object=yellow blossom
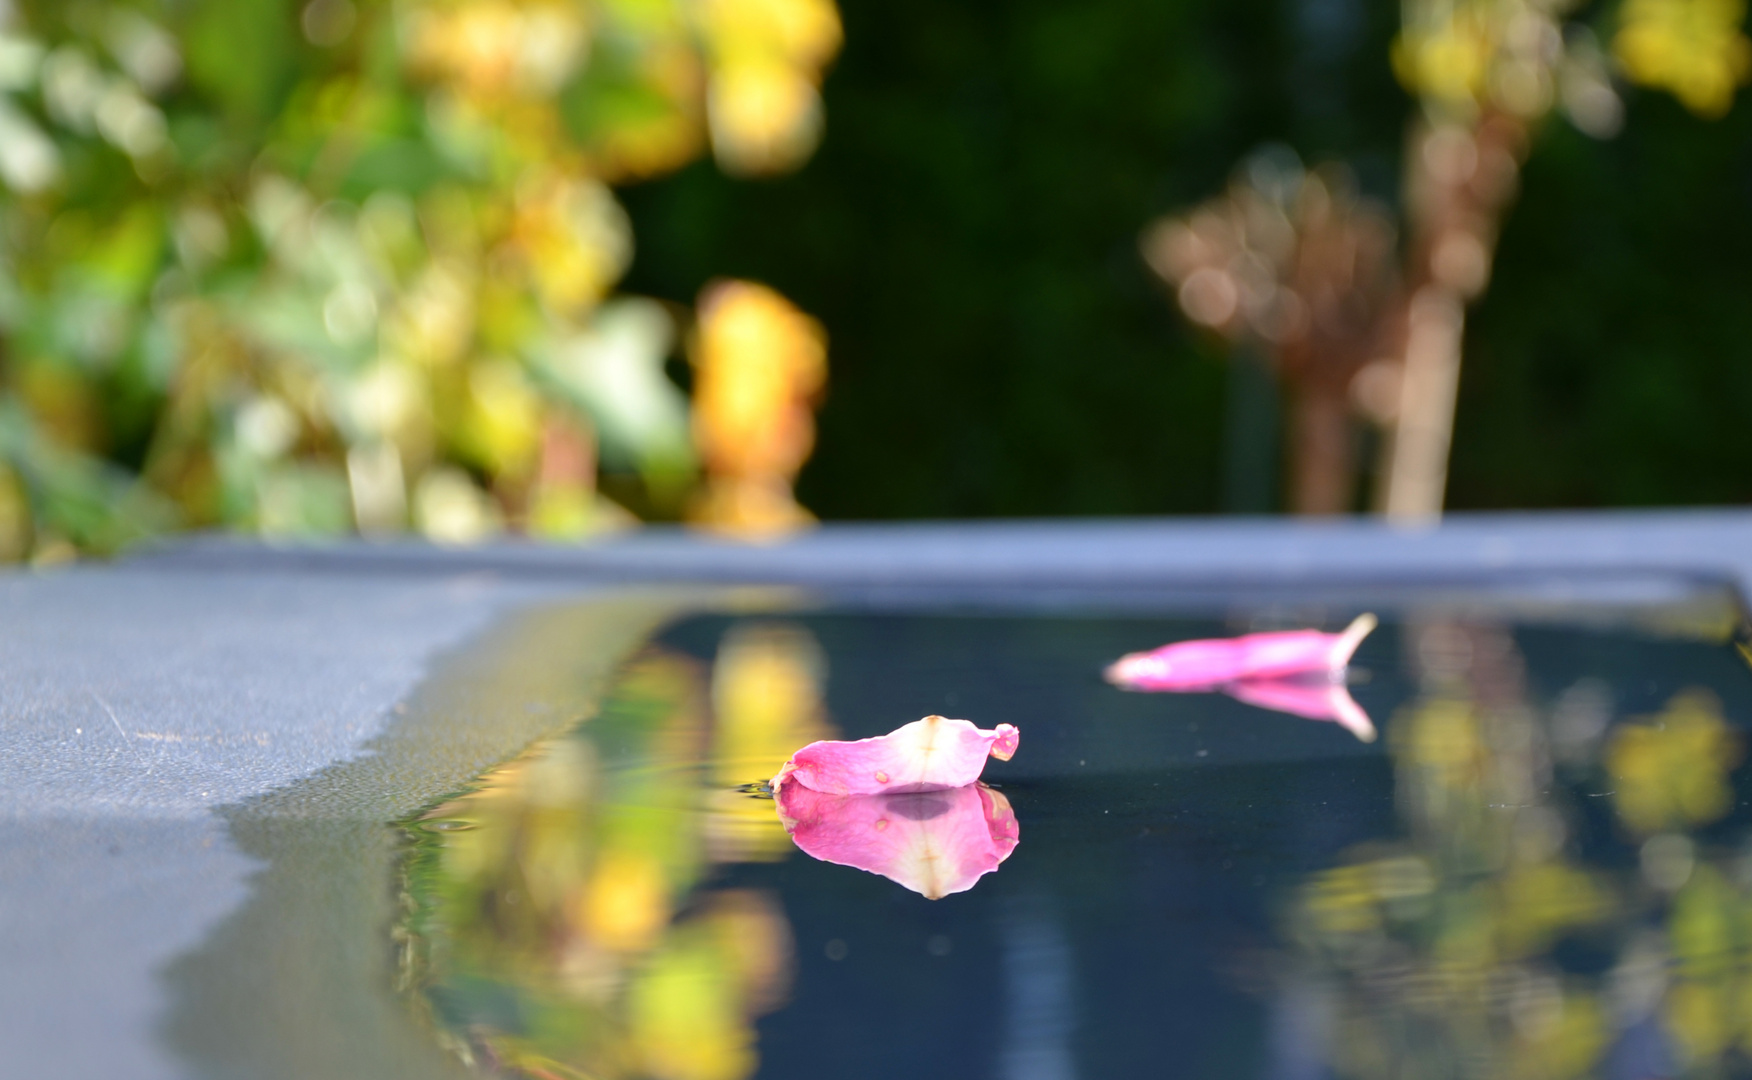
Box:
[1616,0,1752,117]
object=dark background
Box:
[619,0,1752,519]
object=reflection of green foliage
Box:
[1286,627,1752,1080]
[1664,864,1752,1063]
[628,921,757,1080]
[401,628,828,1080]
[1607,689,1741,836]
[400,651,717,1076]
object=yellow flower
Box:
[686,281,826,538]
[509,174,633,316]
[697,0,842,174]
[1615,0,1752,117]
[403,0,590,100]
[1393,11,1495,108]
[690,280,825,480]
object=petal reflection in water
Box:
[1223,678,1377,742]
[775,780,1020,899]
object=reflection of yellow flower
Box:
[1664,864,1752,1063]
[1615,0,1752,117]
[407,645,800,1080]
[711,622,832,782]
[1670,978,1733,1062]
[1495,863,1611,959]
[1607,690,1740,835]
[0,465,29,561]
[629,921,756,1080]
[1304,863,1385,936]
[1506,988,1608,1080]
[705,890,794,1014]
[581,846,671,951]
[706,623,836,860]
[625,892,791,1080]
[1398,697,1489,806]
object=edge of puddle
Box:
[158,585,781,1080]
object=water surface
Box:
[400,601,1752,1079]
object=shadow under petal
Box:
[883,791,954,821]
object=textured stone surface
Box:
[0,567,549,1080]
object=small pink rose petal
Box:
[775,781,1020,899]
[1105,613,1377,690]
[1104,614,1378,742]
[772,715,1020,796]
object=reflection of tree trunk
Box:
[1290,384,1355,515]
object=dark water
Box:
[400,603,1752,1080]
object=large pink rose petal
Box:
[1104,613,1377,690]
[771,715,1019,796]
[775,781,1020,899]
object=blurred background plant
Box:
[0,0,838,562]
[1143,0,1750,518]
[6,0,1752,556]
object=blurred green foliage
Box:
[2,0,1748,554]
[0,0,839,561]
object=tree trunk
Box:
[1290,385,1356,515]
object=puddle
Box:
[166,585,1752,1079]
